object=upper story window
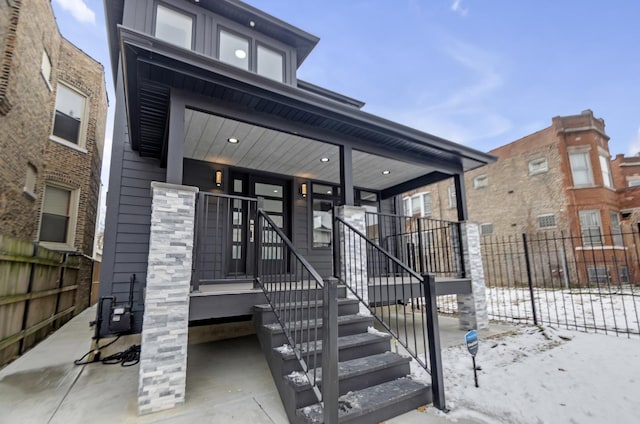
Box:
[24,163,37,199]
[257,45,284,82]
[569,150,593,187]
[403,193,431,217]
[155,4,193,50]
[41,51,52,89]
[528,157,548,175]
[447,185,456,209]
[219,29,250,70]
[52,83,86,147]
[628,177,640,187]
[473,174,488,189]
[599,154,613,188]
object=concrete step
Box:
[283,352,411,410]
[254,298,360,326]
[259,314,373,349]
[296,377,431,424]
[273,332,392,376]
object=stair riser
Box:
[337,388,432,424]
[265,320,371,349]
[288,361,411,410]
[276,337,391,376]
[256,302,359,326]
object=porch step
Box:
[260,314,373,348]
[274,332,393,375]
[254,297,360,325]
[296,377,431,424]
[256,283,347,301]
[283,352,411,410]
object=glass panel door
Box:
[252,177,289,273]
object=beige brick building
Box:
[0,0,107,310]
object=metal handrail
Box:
[334,214,447,410]
[256,209,338,423]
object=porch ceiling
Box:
[184,109,432,190]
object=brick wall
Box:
[0,0,107,311]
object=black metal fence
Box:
[365,212,464,279]
[480,229,640,337]
[256,209,339,423]
[334,215,446,410]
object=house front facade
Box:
[101,0,495,419]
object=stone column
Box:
[335,205,369,315]
[457,222,489,330]
[138,182,198,415]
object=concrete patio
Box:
[0,305,513,423]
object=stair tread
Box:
[262,314,371,334]
[254,297,359,311]
[297,377,430,423]
[285,352,409,389]
[274,332,391,360]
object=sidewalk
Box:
[0,306,511,423]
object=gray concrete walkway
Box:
[0,306,512,423]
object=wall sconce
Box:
[300,182,307,198]
[215,170,223,187]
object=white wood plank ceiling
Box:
[184,109,433,190]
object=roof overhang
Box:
[118,27,496,195]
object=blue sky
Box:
[51,0,640,179]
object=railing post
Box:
[416,217,425,274]
[322,277,339,424]
[191,192,204,293]
[522,233,539,326]
[254,198,265,289]
[456,222,466,278]
[422,273,447,412]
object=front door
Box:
[227,173,290,277]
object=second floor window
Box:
[257,45,284,82]
[219,30,250,71]
[473,174,488,189]
[599,154,613,188]
[155,4,193,50]
[569,151,593,187]
[448,185,456,209]
[52,84,86,146]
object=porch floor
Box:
[0,306,512,423]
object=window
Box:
[569,151,593,186]
[628,178,640,187]
[219,29,250,70]
[52,83,86,146]
[41,51,52,87]
[473,174,488,189]
[537,214,556,229]
[528,157,548,175]
[619,266,630,284]
[599,154,613,188]
[448,185,457,208]
[257,45,284,82]
[579,210,602,246]
[312,184,340,248]
[403,193,431,217]
[39,185,76,246]
[155,4,193,49]
[24,164,37,198]
[480,223,493,236]
[610,211,622,246]
[587,267,609,284]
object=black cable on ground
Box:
[101,344,141,367]
[73,335,121,365]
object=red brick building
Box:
[404,110,640,285]
[0,0,108,309]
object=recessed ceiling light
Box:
[227,138,239,144]
[249,20,256,27]
[382,170,391,175]
[320,157,330,162]
[235,49,247,59]
[273,189,278,193]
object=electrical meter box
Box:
[109,305,132,334]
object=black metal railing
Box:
[480,228,640,337]
[334,215,446,410]
[256,209,339,423]
[192,192,258,291]
[366,212,464,278]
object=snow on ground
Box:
[437,287,640,336]
[417,325,640,424]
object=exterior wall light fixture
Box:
[215,170,223,187]
[300,182,308,198]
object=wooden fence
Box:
[0,234,80,367]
